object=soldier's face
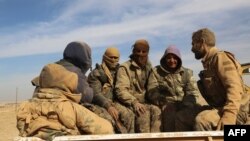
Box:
[191,41,206,60]
[133,46,149,57]
[165,54,178,69]
[132,45,149,67]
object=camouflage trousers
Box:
[162,103,200,132]
[67,102,114,134]
[132,104,161,133]
[84,102,135,133]
[195,107,249,131]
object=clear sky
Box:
[1,0,250,102]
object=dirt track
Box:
[0,104,19,141]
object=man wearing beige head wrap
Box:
[88,47,135,133]
[115,39,161,133]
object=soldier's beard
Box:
[133,55,148,67]
[193,47,206,60]
[194,51,206,60]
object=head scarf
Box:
[102,47,120,69]
[130,39,149,67]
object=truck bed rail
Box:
[11,131,220,141]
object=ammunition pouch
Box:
[198,70,226,107]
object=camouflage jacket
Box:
[115,60,152,106]
[17,64,113,140]
[88,63,118,109]
[147,65,200,108]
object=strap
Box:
[181,68,189,86]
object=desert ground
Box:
[0,103,19,141]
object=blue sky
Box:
[1,0,250,102]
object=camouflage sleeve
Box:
[88,69,111,109]
[146,68,162,106]
[182,69,201,107]
[216,52,242,123]
[115,66,138,106]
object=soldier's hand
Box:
[216,119,223,130]
[133,102,146,116]
[217,111,237,130]
[108,106,119,121]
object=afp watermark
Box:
[224,125,250,140]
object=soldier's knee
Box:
[195,114,203,123]
[150,105,161,114]
[127,109,135,116]
[102,121,115,134]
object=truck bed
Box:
[14,131,224,141]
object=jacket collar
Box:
[202,47,220,68]
[159,65,184,74]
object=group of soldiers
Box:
[16,28,249,140]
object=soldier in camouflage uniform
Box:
[191,28,250,130]
[147,45,203,131]
[115,39,161,133]
[17,64,114,141]
[87,47,134,133]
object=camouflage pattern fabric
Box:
[17,64,114,140]
[133,104,161,133]
[147,65,203,131]
[84,102,134,133]
[17,90,114,140]
[88,62,135,133]
[115,60,161,133]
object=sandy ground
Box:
[0,105,19,141]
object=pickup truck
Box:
[14,63,250,141]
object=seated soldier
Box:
[147,45,204,131]
[16,64,114,141]
[115,39,161,133]
[31,41,94,104]
[87,47,135,133]
[191,28,249,130]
